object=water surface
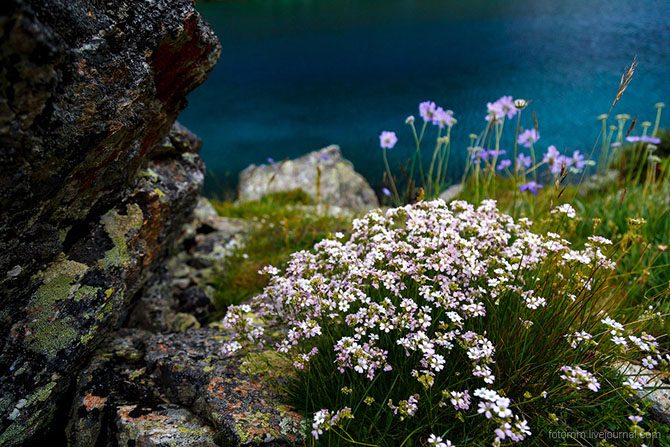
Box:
[179,0,670,196]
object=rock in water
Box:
[238,145,380,211]
[0,0,220,444]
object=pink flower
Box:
[433,107,456,128]
[486,95,518,122]
[419,101,437,122]
[517,128,540,147]
[379,131,398,149]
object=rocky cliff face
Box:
[0,1,220,444]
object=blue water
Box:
[179,0,670,196]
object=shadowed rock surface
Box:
[0,0,220,444]
[146,329,304,446]
[238,145,379,211]
[65,204,304,446]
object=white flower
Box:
[551,203,577,219]
[601,316,625,332]
[428,434,453,447]
[623,378,643,391]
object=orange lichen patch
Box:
[117,405,168,423]
[82,393,107,412]
[206,376,227,400]
[231,380,266,400]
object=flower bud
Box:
[513,99,528,110]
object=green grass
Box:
[210,190,353,311]
[455,168,670,341]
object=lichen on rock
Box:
[0,0,220,443]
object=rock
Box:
[67,327,304,446]
[116,404,218,447]
[439,183,464,202]
[128,199,252,332]
[146,329,305,446]
[66,329,161,447]
[617,362,670,424]
[578,169,619,195]
[0,0,220,444]
[238,145,379,211]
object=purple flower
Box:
[517,129,540,148]
[486,96,517,122]
[419,101,437,122]
[487,149,506,158]
[569,150,586,171]
[497,159,512,171]
[641,136,661,144]
[432,107,456,128]
[382,187,392,197]
[516,154,532,171]
[627,135,661,144]
[320,153,331,161]
[379,131,398,149]
[469,146,486,163]
[519,181,543,195]
[543,145,565,175]
[267,157,276,164]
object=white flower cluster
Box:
[221,200,617,444]
[475,388,532,445]
[559,365,601,392]
[311,407,353,439]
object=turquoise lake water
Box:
[180,0,670,196]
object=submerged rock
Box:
[238,145,379,211]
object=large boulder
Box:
[0,0,220,444]
[238,145,379,212]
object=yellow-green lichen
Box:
[99,203,144,269]
[239,350,292,378]
[234,411,272,444]
[96,300,115,322]
[127,368,145,380]
[28,320,78,358]
[80,327,97,345]
[139,168,160,182]
[74,285,101,302]
[153,187,166,201]
[26,381,57,405]
[25,257,88,358]
[171,312,200,332]
[0,410,46,446]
